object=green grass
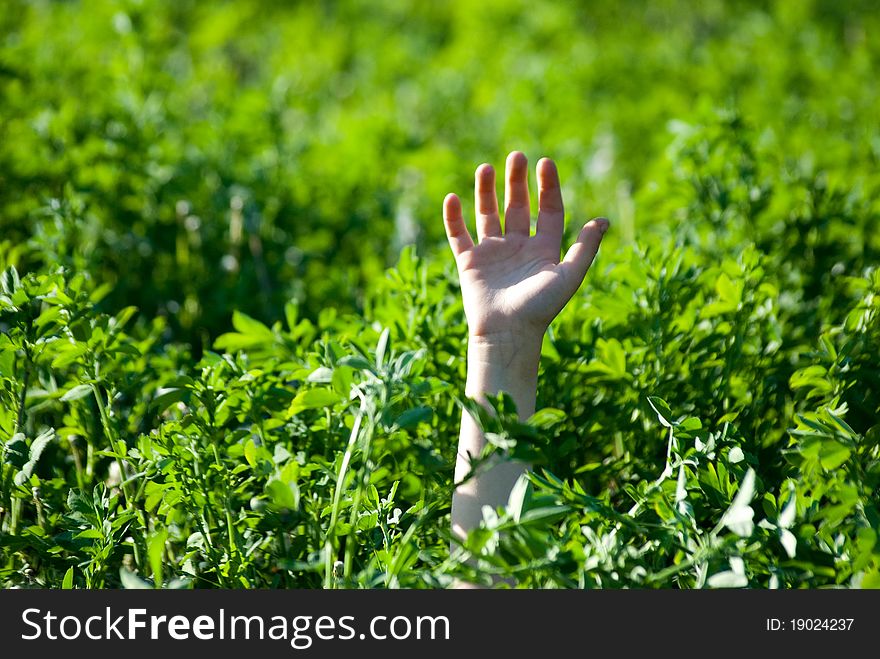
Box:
[1,0,879,588]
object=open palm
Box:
[443,151,608,339]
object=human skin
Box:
[442,151,609,561]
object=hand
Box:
[443,151,608,342]
[444,152,608,550]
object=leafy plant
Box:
[1,0,879,588]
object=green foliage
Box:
[1,0,879,588]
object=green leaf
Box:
[599,338,627,378]
[675,464,688,505]
[527,408,567,429]
[507,473,531,523]
[331,365,354,396]
[375,327,390,368]
[110,343,141,357]
[89,282,113,304]
[338,355,375,372]
[728,446,745,464]
[394,406,432,429]
[112,305,138,329]
[50,343,89,368]
[74,529,103,540]
[647,396,674,428]
[30,429,54,459]
[701,273,741,317]
[66,488,93,517]
[35,306,62,333]
[287,387,341,416]
[151,387,189,412]
[778,491,796,529]
[166,578,192,590]
[144,482,171,512]
[119,568,152,590]
[716,273,739,304]
[779,528,797,558]
[232,310,273,337]
[818,440,850,470]
[266,480,300,510]
[3,433,28,468]
[862,567,880,589]
[826,411,857,437]
[789,366,833,397]
[62,567,74,590]
[61,383,93,402]
[518,505,571,526]
[244,439,258,467]
[147,529,168,589]
[214,311,275,351]
[14,429,55,487]
[284,301,299,332]
[722,468,756,537]
[0,266,21,296]
[0,343,14,378]
[707,570,748,588]
[306,366,334,383]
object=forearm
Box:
[441,150,607,573]
[451,331,541,539]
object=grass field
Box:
[1,0,879,588]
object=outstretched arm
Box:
[443,151,609,544]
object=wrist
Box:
[466,331,542,371]
[465,330,542,417]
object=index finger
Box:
[443,193,474,256]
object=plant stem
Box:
[343,415,375,583]
[15,346,31,435]
[324,397,365,588]
[91,383,144,570]
[4,345,32,537]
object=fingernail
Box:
[596,218,610,234]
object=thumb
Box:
[556,218,609,296]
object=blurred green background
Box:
[3,0,880,590]
[3,0,878,348]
